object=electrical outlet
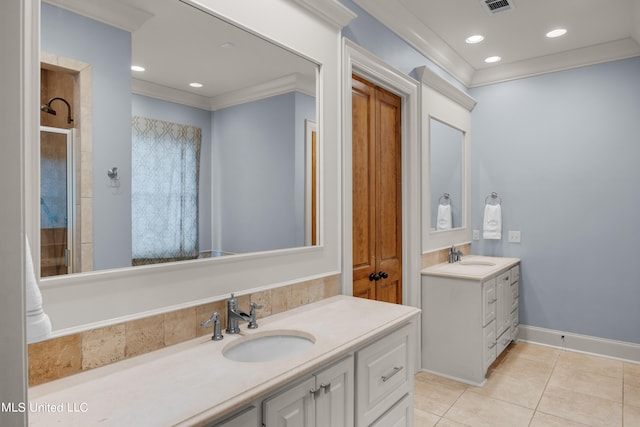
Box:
[508,230,521,243]
[473,229,480,240]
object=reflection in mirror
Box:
[40,0,318,277]
[430,118,463,231]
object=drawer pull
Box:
[381,366,403,382]
[488,341,497,349]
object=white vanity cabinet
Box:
[29,296,420,427]
[262,323,414,427]
[421,257,520,386]
[355,323,413,427]
[263,355,354,427]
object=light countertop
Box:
[29,295,420,426]
[421,255,520,281]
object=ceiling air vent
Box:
[480,0,516,15]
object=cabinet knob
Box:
[369,272,380,281]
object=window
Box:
[132,116,201,265]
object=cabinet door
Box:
[263,377,316,427]
[315,356,354,427]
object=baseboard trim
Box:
[417,368,486,388]
[518,325,640,364]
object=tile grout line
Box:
[526,347,560,426]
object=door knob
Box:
[369,272,380,281]
[379,271,389,279]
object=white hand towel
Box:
[436,203,452,230]
[483,204,502,239]
[25,237,52,343]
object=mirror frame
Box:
[416,66,476,252]
[29,0,355,335]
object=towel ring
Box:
[485,192,502,205]
[438,193,451,206]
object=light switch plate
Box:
[473,230,480,240]
[508,230,521,243]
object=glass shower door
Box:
[40,126,74,277]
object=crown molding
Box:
[470,38,640,87]
[132,79,212,111]
[355,0,640,88]
[133,74,316,112]
[415,66,477,112]
[42,0,153,32]
[209,73,315,111]
[290,0,357,29]
[352,0,474,86]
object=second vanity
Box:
[421,255,520,386]
[29,296,420,426]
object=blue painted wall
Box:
[340,0,640,344]
[212,92,315,253]
[42,3,132,270]
[470,57,640,343]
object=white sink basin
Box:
[458,259,496,266]
[223,330,315,363]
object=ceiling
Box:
[44,0,316,110]
[353,0,640,87]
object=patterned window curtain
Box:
[132,116,201,265]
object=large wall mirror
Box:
[429,118,463,231]
[417,66,475,252]
[39,0,319,279]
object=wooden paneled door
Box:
[351,74,402,304]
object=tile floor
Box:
[414,342,640,427]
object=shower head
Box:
[40,104,56,115]
[40,97,73,124]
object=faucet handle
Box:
[201,311,223,341]
[248,302,263,329]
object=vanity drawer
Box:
[510,265,520,283]
[510,282,519,312]
[497,329,512,356]
[483,320,497,371]
[511,308,520,341]
[370,393,411,427]
[356,324,410,427]
[497,270,511,287]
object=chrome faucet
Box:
[226,294,262,334]
[201,311,224,341]
[448,245,463,263]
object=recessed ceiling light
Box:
[465,35,485,44]
[189,82,203,88]
[131,65,145,72]
[220,41,234,49]
[546,28,567,38]
[484,56,502,63]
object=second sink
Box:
[223,330,315,363]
